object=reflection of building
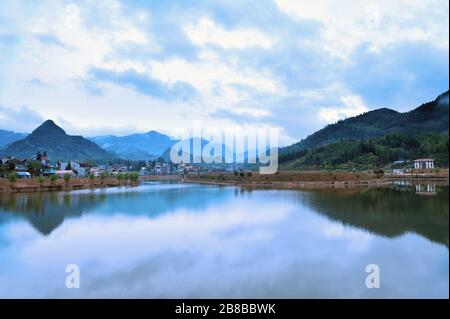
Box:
[414,158,435,169]
[415,184,436,195]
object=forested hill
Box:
[282,91,449,154]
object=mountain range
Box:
[0,91,448,164]
[88,131,178,160]
[279,91,449,162]
[0,129,27,150]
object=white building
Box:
[413,158,435,169]
[60,161,86,177]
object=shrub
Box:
[100,172,108,184]
[374,169,385,178]
[63,173,71,184]
[37,176,45,187]
[8,172,18,183]
[50,174,58,186]
[130,172,140,183]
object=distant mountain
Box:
[280,91,449,161]
[89,131,178,160]
[0,130,28,149]
[0,120,113,161]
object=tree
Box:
[117,173,124,185]
[100,172,108,185]
[373,169,385,178]
[8,172,18,184]
[123,173,130,184]
[130,172,139,184]
[50,174,58,187]
[27,160,42,177]
[63,173,71,186]
[37,176,45,187]
[66,161,72,171]
[89,173,95,187]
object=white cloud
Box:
[184,17,273,49]
[0,0,447,143]
[0,105,44,132]
[275,0,449,58]
[318,94,369,123]
[148,56,281,95]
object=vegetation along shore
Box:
[0,172,140,193]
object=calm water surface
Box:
[0,182,448,298]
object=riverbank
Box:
[182,171,390,190]
[0,177,137,193]
[183,170,449,190]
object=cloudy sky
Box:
[0,0,448,145]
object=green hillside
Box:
[279,91,449,169]
[280,132,448,170]
[281,91,449,157]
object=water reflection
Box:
[305,186,449,247]
[0,182,448,298]
[0,183,232,235]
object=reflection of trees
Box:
[305,186,449,247]
[0,184,232,236]
[0,192,106,235]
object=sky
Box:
[0,0,448,146]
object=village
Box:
[0,151,236,180]
[0,150,443,181]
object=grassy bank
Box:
[183,171,392,190]
[0,177,138,193]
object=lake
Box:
[0,182,448,298]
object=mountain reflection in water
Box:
[1,183,447,247]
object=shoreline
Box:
[1,170,448,193]
[182,170,449,190]
[182,178,392,190]
[0,177,138,194]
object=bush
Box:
[37,176,45,186]
[8,172,18,183]
[63,173,71,184]
[100,172,108,183]
[246,171,253,177]
[374,169,385,178]
[50,174,58,185]
[130,172,140,183]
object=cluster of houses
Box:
[140,161,207,176]
[0,151,222,179]
[2,149,439,179]
[0,152,133,179]
[391,158,437,175]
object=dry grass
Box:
[187,170,378,182]
[0,177,130,193]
